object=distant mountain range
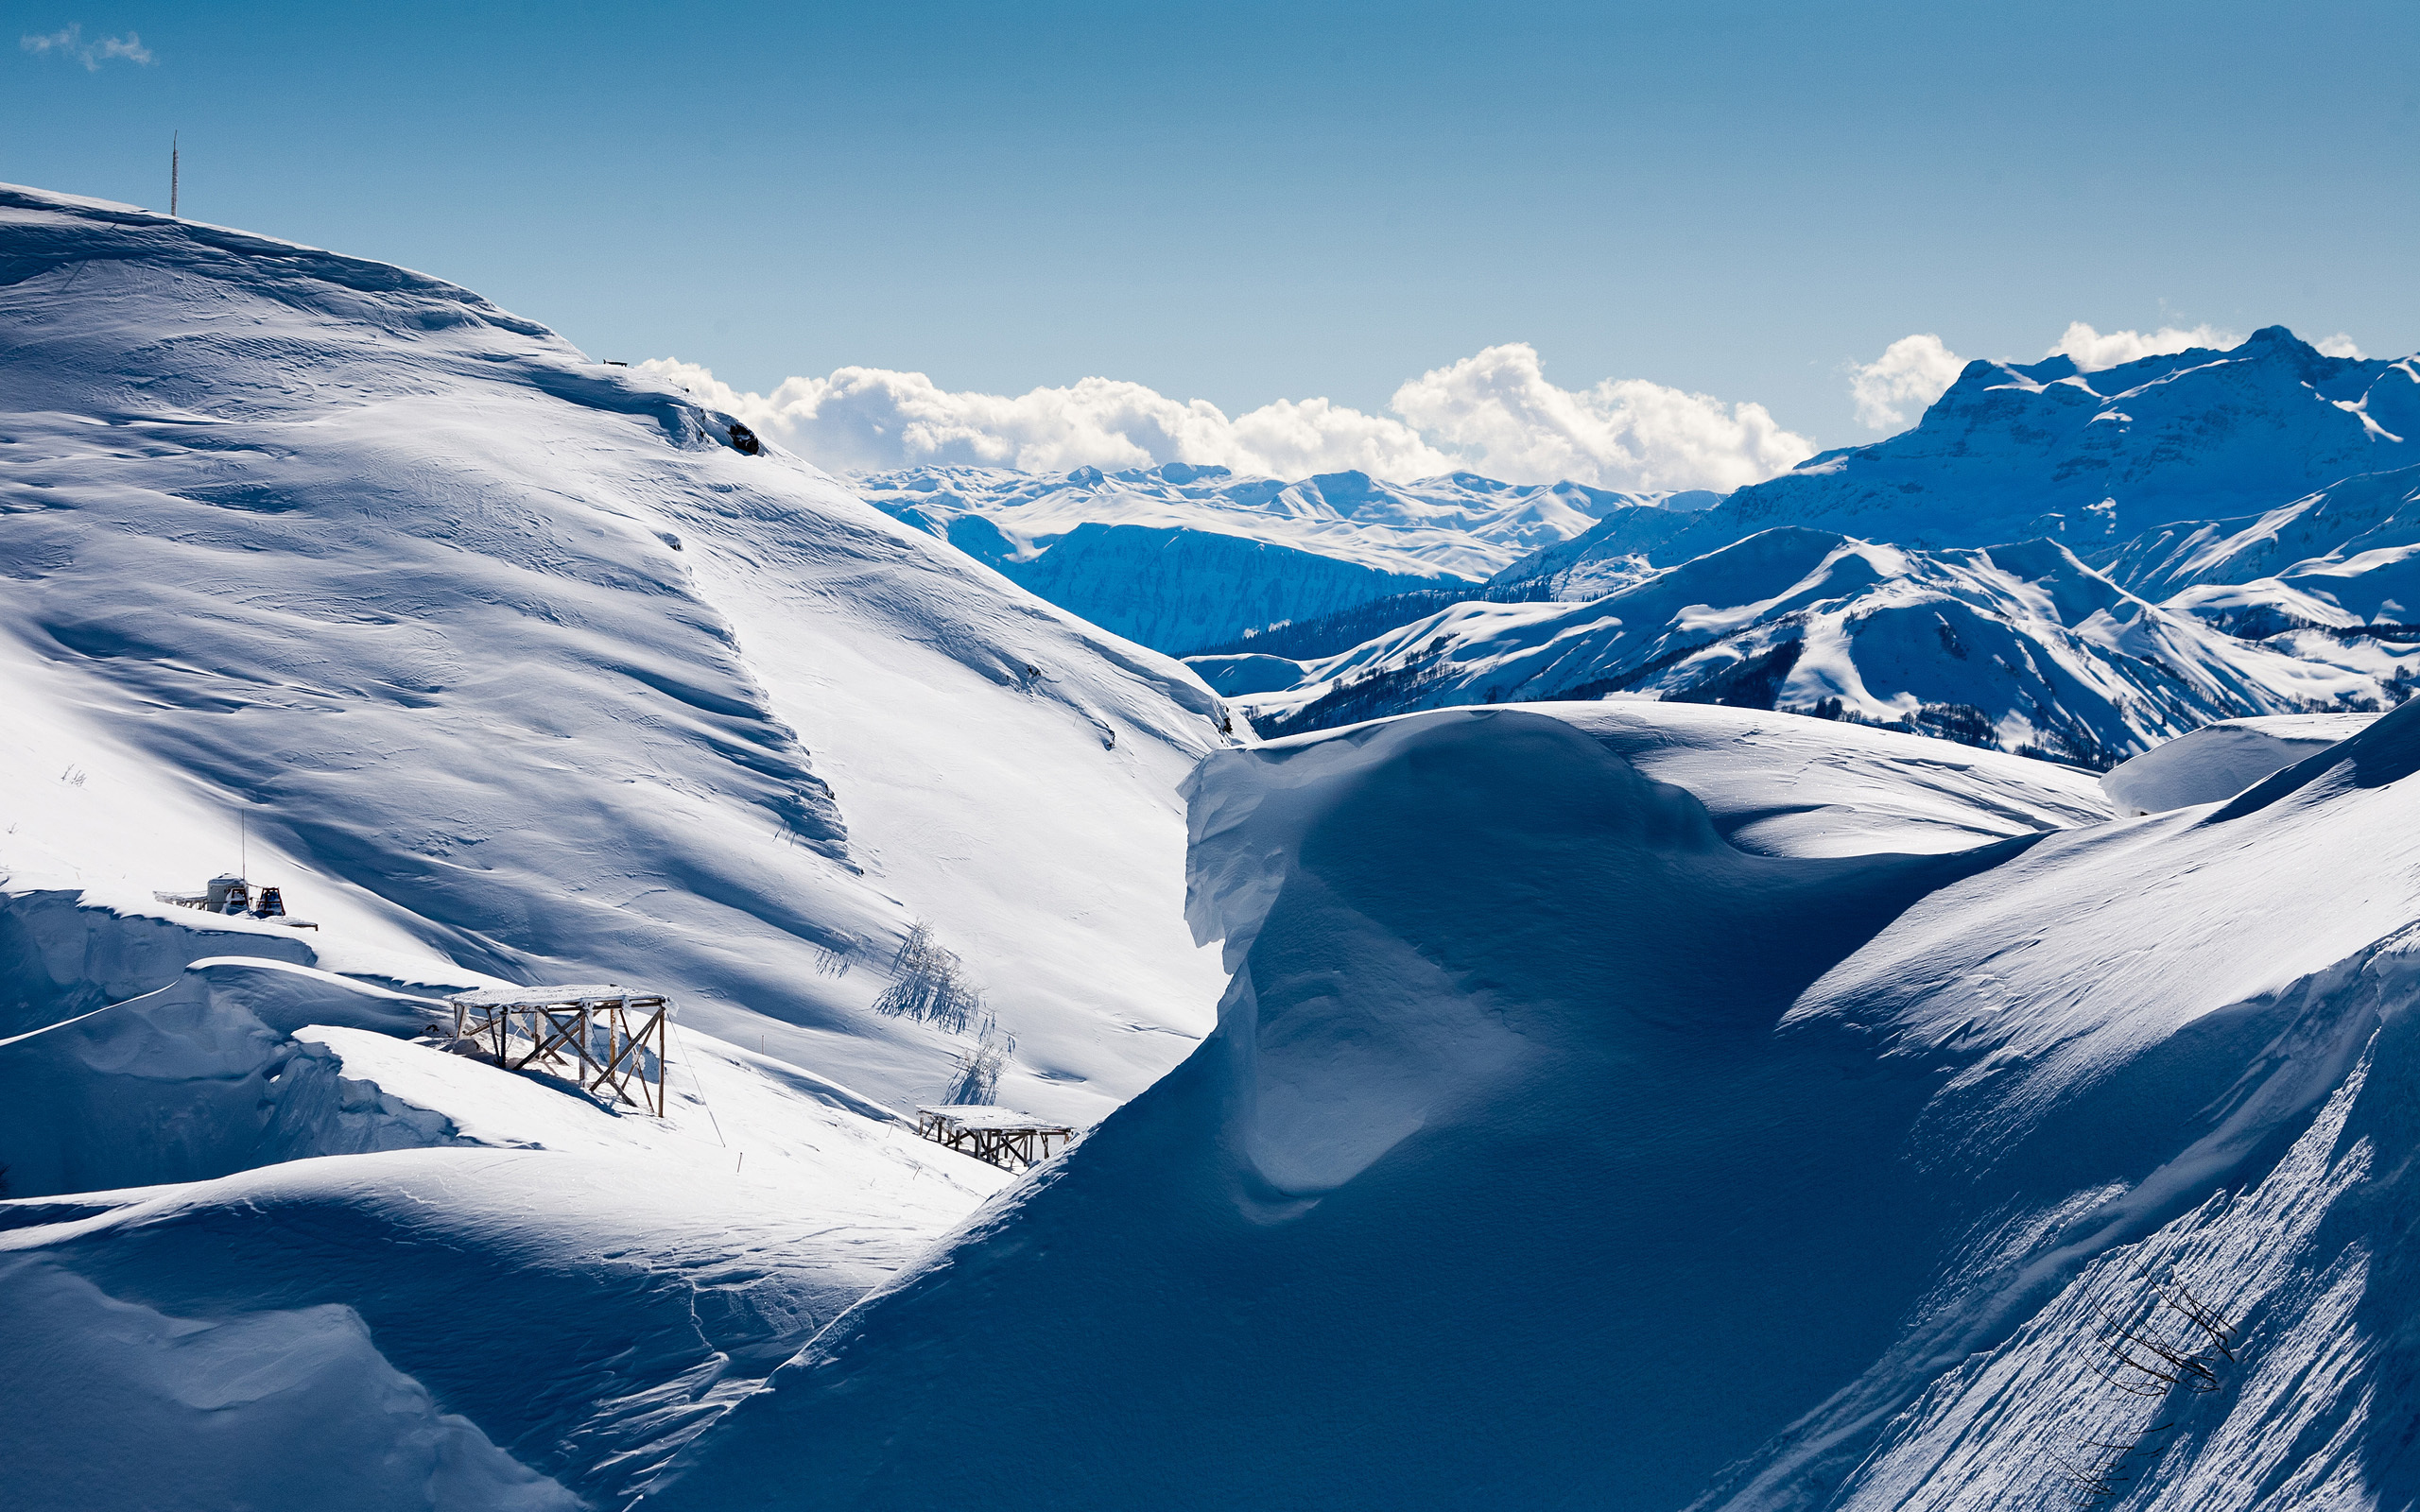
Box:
[853,463,1712,653]
[855,330,2420,768]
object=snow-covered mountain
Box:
[1661,328,2419,563]
[853,462,1704,652]
[648,697,2420,1509]
[1229,528,2415,766]
[0,183,1234,1125]
[14,179,2420,1512]
[1201,331,2420,763]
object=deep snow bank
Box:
[648,700,2420,1510]
[0,182,1233,1121]
[645,709,2027,1509]
[0,956,456,1198]
[0,910,1010,1509]
[1536,699,2111,855]
[2100,713,2377,814]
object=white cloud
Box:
[1387,345,1816,493]
[2046,321,2240,372]
[641,342,1817,492]
[20,23,152,69]
[2315,333,2367,359]
[1848,333,1967,433]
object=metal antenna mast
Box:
[170,131,179,217]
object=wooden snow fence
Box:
[446,984,672,1116]
[914,1105,1076,1172]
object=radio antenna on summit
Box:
[170,131,179,217]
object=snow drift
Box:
[2100,713,2377,815]
[647,697,2420,1509]
[0,892,1011,1510]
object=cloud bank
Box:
[20,24,151,69]
[641,344,1818,492]
[2046,321,2242,371]
[1849,334,1967,432]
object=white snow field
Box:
[853,463,1701,652]
[648,698,2420,1511]
[1235,529,2411,765]
[0,182,1240,1126]
[0,942,1008,1510]
[2100,713,2377,814]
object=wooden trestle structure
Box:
[448,984,672,1116]
[914,1105,1076,1172]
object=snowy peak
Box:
[1674,326,2417,559]
[1240,526,2408,766]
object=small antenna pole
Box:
[240,810,246,878]
[170,131,179,217]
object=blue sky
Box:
[6,1,2417,460]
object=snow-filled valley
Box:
[10,180,2420,1512]
[852,462,1706,653]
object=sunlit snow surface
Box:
[0,951,1007,1509]
[8,181,2419,1512]
[651,700,2420,1511]
[1237,530,2418,763]
[2100,713,2377,814]
[0,182,1236,1125]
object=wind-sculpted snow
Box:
[0,916,1010,1510]
[645,699,2420,1509]
[1239,529,2403,765]
[1532,700,2113,856]
[2100,713,2376,815]
[856,462,1695,651]
[0,182,1235,1123]
[0,957,461,1198]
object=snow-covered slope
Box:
[1662,328,2419,563]
[2111,463,2420,666]
[1239,528,2407,766]
[1540,699,2113,855]
[0,925,1009,1510]
[2114,464,2420,605]
[647,698,2420,1510]
[2100,713,2377,814]
[0,182,1236,1123]
[855,463,1697,652]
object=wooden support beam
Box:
[447,989,673,1117]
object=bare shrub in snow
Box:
[874,920,986,1036]
[942,1021,1016,1106]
